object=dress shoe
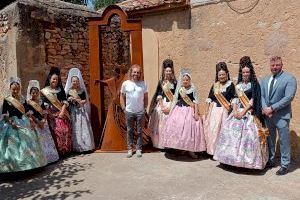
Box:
[265,161,275,169]
[276,167,289,176]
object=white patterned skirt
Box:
[213,112,268,169]
[35,120,59,164]
[70,106,95,152]
[149,100,172,149]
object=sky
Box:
[87,0,93,8]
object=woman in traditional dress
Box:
[26,80,59,164]
[213,56,268,169]
[65,67,95,152]
[162,69,206,158]
[203,62,236,156]
[41,67,72,157]
[149,59,177,149]
[0,77,46,173]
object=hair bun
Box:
[240,56,252,68]
[49,67,60,76]
[163,59,174,69]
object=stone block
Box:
[47,48,56,55]
[45,32,51,39]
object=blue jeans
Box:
[266,117,290,168]
[125,111,144,150]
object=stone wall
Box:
[0,13,9,104]
[0,0,99,100]
[141,0,300,160]
[0,3,19,108]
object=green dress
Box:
[0,96,46,173]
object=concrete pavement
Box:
[1,152,300,200]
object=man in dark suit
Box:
[261,56,297,175]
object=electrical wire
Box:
[226,0,260,14]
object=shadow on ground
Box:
[216,163,268,176]
[0,155,92,200]
[164,151,209,162]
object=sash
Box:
[179,87,195,107]
[161,81,174,102]
[5,96,25,115]
[235,86,269,145]
[27,99,44,116]
[41,87,70,119]
[213,82,231,112]
[68,89,81,100]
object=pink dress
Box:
[203,81,236,155]
[162,88,206,152]
[149,81,176,149]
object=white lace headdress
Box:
[26,80,40,100]
[173,68,198,104]
[10,77,21,86]
[64,67,91,116]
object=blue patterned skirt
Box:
[0,116,47,173]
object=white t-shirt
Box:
[120,80,148,113]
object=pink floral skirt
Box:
[48,117,72,157]
[162,106,206,152]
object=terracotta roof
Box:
[117,0,189,12]
[1,0,99,17]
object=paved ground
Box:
[1,152,300,200]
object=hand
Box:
[161,107,170,114]
[11,122,18,129]
[38,120,45,129]
[234,112,243,119]
[79,100,85,107]
[263,107,273,117]
[68,97,74,102]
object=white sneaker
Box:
[136,150,142,158]
[127,150,133,158]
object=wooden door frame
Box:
[88,5,143,147]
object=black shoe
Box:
[265,161,275,169]
[276,167,289,176]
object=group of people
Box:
[0,67,95,173]
[121,56,297,176]
[0,56,297,176]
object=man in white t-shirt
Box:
[120,64,148,158]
